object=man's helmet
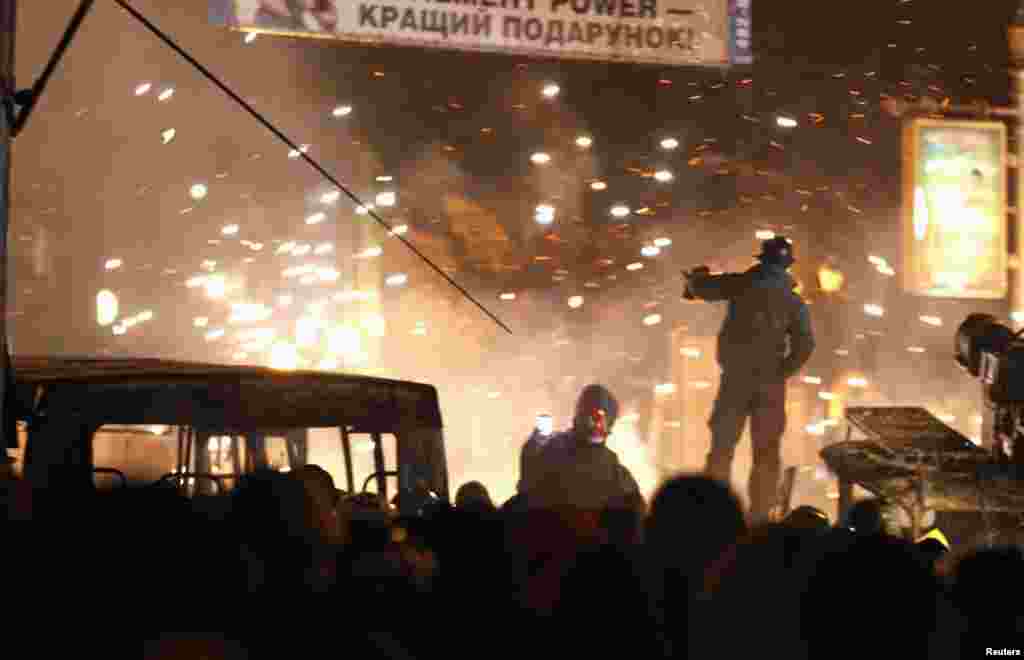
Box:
[756,236,795,266]
[574,384,619,441]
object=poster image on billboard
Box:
[901,118,1007,300]
[209,0,750,68]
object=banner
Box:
[210,0,751,67]
[902,118,1007,300]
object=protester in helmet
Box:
[684,236,815,524]
[523,384,642,521]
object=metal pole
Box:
[0,1,15,455]
[1010,9,1024,328]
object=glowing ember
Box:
[96,290,118,327]
[535,204,556,225]
[863,304,884,317]
[204,275,226,299]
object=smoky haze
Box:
[7,0,1016,508]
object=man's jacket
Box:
[524,431,640,513]
[687,263,815,381]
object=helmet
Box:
[573,384,619,440]
[756,236,795,266]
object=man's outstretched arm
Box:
[685,269,747,301]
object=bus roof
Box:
[11,356,443,433]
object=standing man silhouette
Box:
[683,237,815,523]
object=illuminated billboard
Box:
[210,0,751,67]
[902,118,1007,300]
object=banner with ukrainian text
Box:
[210,0,747,67]
[902,119,1007,300]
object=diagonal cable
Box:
[114,0,512,335]
[13,0,96,137]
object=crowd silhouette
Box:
[3,445,1022,659]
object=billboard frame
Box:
[212,0,748,69]
[901,117,1008,300]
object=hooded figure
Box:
[684,237,815,523]
[520,385,641,521]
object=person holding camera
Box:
[517,385,641,521]
[683,236,815,523]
